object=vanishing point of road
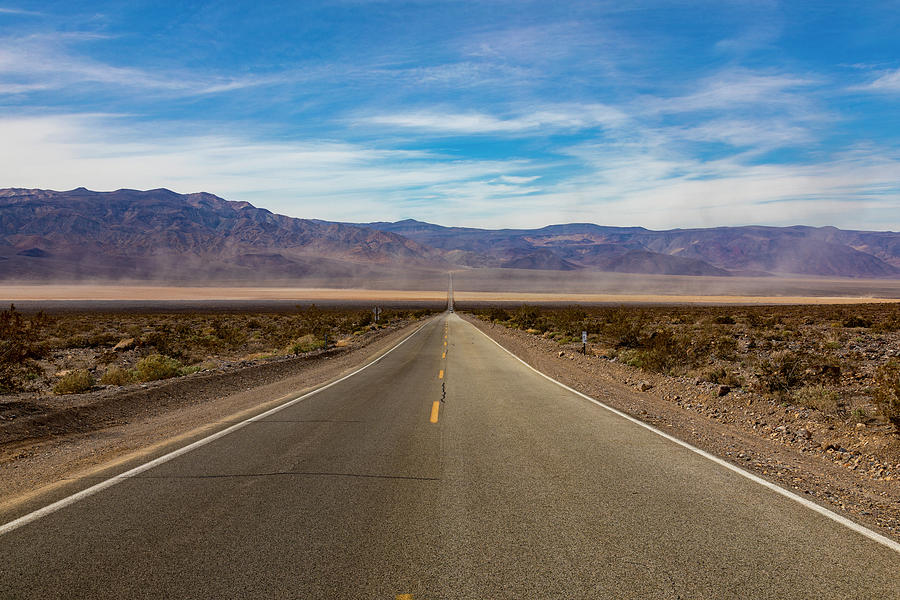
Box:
[1,310,898,598]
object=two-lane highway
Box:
[1,313,898,598]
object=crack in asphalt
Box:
[219,419,365,424]
[71,471,440,482]
[621,559,682,600]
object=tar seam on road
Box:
[67,471,440,482]
[469,317,900,555]
[0,318,437,538]
[215,419,365,424]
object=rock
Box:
[639,381,653,392]
[717,385,730,397]
[856,422,866,430]
[557,351,565,358]
[55,369,73,378]
[113,338,135,351]
[797,428,811,440]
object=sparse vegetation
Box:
[100,366,133,386]
[469,302,900,431]
[0,305,47,393]
[0,305,435,396]
[794,384,841,413]
[873,359,900,430]
[134,354,183,382]
[53,369,95,394]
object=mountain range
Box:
[2,187,900,282]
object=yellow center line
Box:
[439,369,444,379]
[442,351,446,359]
[397,595,414,600]
[443,340,447,346]
[430,401,440,423]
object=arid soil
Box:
[452,268,900,299]
[454,291,900,304]
[5,277,900,305]
[465,314,900,541]
[0,285,452,302]
[0,317,427,520]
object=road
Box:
[1,312,898,598]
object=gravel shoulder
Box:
[464,314,900,542]
[0,318,427,521]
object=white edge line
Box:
[466,317,900,555]
[0,318,434,537]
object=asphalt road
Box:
[1,313,898,599]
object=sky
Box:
[1,1,899,230]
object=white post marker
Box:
[582,331,587,354]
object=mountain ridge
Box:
[3,187,900,281]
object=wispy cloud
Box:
[0,33,285,98]
[0,7,42,16]
[856,67,900,93]
[0,113,536,223]
[643,69,819,115]
[361,104,627,135]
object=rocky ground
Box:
[465,314,900,542]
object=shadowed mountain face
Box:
[3,188,900,282]
[363,220,900,278]
[0,188,445,283]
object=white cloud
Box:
[857,67,900,92]
[674,118,814,149]
[362,104,627,135]
[4,108,897,230]
[498,175,541,184]
[0,33,284,97]
[0,7,42,15]
[643,69,819,115]
[0,113,534,223]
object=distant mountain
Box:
[0,188,445,282]
[361,220,900,278]
[3,188,899,282]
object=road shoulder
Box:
[463,313,900,543]
[0,318,428,521]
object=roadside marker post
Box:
[582,331,587,355]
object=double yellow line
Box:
[430,321,449,423]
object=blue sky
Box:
[1,1,899,230]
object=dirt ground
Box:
[4,278,900,305]
[464,314,900,542]
[0,285,452,302]
[0,318,425,520]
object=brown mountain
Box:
[4,187,899,282]
[363,221,900,278]
[0,187,445,283]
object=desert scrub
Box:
[703,366,744,388]
[793,384,841,413]
[100,366,133,386]
[134,354,182,382]
[0,305,48,392]
[285,334,325,355]
[754,350,806,398]
[872,359,900,431]
[53,369,95,394]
